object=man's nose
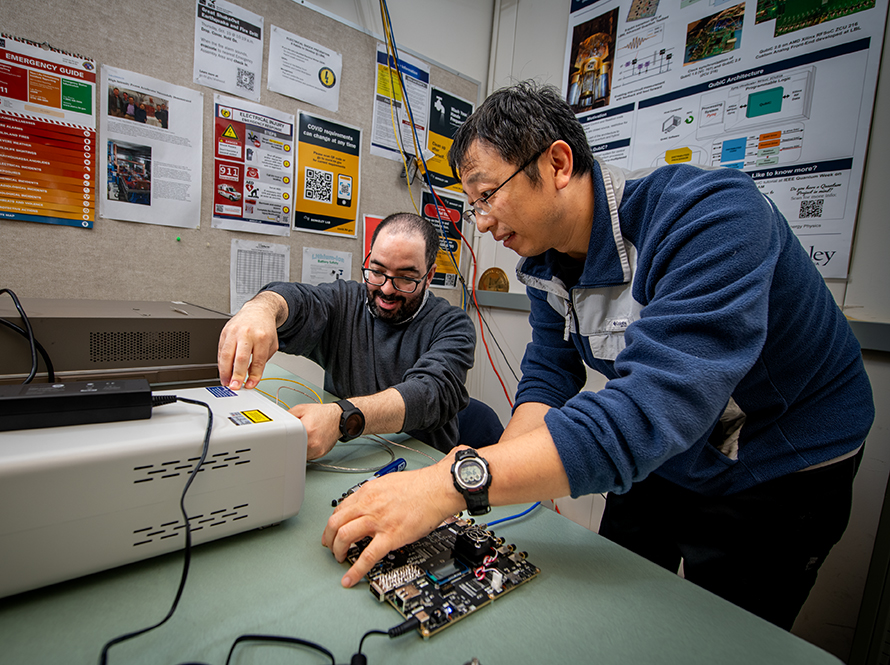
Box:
[379,277,398,295]
[475,213,496,234]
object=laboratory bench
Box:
[0,369,842,665]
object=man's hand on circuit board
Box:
[322,450,465,587]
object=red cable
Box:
[430,189,514,408]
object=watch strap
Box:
[463,489,491,516]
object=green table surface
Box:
[0,369,841,665]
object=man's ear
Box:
[546,140,574,191]
[425,264,437,286]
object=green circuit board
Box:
[346,516,540,638]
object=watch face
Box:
[457,459,486,488]
[344,412,363,437]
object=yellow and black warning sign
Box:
[228,409,273,425]
[426,88,473,193]
[242,409,272,423]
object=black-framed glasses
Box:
[362,267,428,293]
[462,150,542,224]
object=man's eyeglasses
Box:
[462,150,542,224]
[362,268,429,294]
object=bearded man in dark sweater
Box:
[218,212,494,459]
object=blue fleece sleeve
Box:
[545,168,782,496]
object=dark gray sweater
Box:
[264,279,475,452]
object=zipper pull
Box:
[564,299,573,341]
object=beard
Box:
[366,284,427,325]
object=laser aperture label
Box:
[243,409,271,423]
[228,409,272,425]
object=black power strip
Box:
[0,379,153,431]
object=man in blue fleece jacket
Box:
[322,82,873,629]
[218,212,488,459]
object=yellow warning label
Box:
[222,125,239,140]
[242,409,272,423]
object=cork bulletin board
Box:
[0,0,479,313]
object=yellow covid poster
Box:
[294,111,361,237]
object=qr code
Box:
[799,199,824,219]
[444,273,457,287]
[304,167,334,203]
[236,67,255,92]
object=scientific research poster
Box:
[564,0,888,278]
[212,94,295,236]
[194,0,263,102]
[100,66,203,228]
[0,35,96,228]
[370,43,431,162]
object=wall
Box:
[307,0,494,92]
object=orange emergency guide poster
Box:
[0,34,96,228]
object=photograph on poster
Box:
[566,7,619,112]
[756,0,877,36]
[106,85,170,128]
[684,4,746,66]
[106,141,152,206]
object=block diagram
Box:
[696,66,815,138]
[706,123,804,169]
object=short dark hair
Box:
[371,212,440,271]
[448,80,595,185]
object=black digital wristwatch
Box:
[451,448,492,516]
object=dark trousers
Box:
[598,448,863,629]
